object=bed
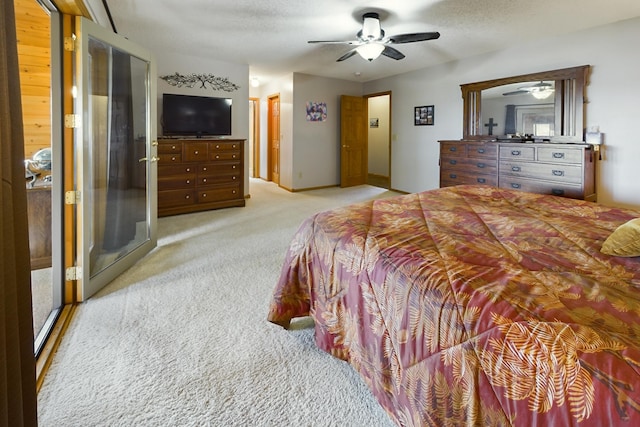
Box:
[267,184,640,426]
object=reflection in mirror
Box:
[481,81,555,137]
[460,65,589,140]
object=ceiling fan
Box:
[308,12,440,62]
[503,81,555,99]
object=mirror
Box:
[461,65,589,141]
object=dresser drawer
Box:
[158,189,197,207]
[441,170,497,187]
[158,153,182,163]
[210,150,241,161]
[198,184,242,203]
[184,142,209,162]
[500,161,582,184]
[210,141,242,151]
[500,145,535,161]
[157,141,182,154]
[440,142,467,157]
[158,174,197,190]
[499,178,583,199]
[537,146,583,164]
[198,162,241,176]
[442,156,497,175]
[467,144,497,159]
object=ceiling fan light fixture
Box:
[531,88,554,99]
[361,13,381,40]
[356,43,385,61]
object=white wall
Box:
[364,17,640,209]
[291,73,362,189]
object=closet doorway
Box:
[366,92,391,189]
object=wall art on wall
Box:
[159,73,240,92]
[306,102,327,122]
[370,118,379,128]
[415,105,434,126]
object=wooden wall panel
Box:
[14,0,51,158]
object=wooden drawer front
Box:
[441,142,467,157]
[537,147,582,164]
[210,142,241,151]
[158,189,197,207]
[158,174,197,190]
[159,163,197,176]
[199,173,240,187]
[500,161,582,184]
[184,142,209,162]
[158,153,182,163]
[210,150,240,161]
[198,162,240,176]
[441,170,497,187]
[157,141,182,154]
[467,143,497,159]
[499,178,583,199]
[198,184,241,203]
[500,146,535,161]
[442,156,497,175]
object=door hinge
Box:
[65,190,81,205]
[64,114,80,128]
[64,36,75,52]
[65,266,81,281]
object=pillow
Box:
[601,218,640,257]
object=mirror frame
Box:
[461,65,590,140]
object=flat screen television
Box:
[162,93,232,137]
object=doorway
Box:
[249,98,260,178]
[366,92,391,189]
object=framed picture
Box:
[414,105,434,126]
[370,118,379,128]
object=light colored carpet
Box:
[37,179,399,427]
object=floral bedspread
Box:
[267,185,640,426]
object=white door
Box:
[74,17,157,301]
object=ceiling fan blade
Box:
[381,46,405,60]
[336,49,358,62]
[503,90,530,96]
[308,40,361,45]
[386,32,441,44]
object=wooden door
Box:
[340,95,367,187]
[268,94,280,184]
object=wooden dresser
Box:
[157,138,245,217]
[439,140,596,201]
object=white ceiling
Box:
[96,0,640,83]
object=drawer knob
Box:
[202,193,207,198]
[172,145,176,150]
[194,150,199,155]
[449,160,457,165]
[553,152,565,159]
[511,166,521,172]
[185,195,190,199]
[449,174,457,179]
[232,190,236,194]
[216,145,220,149]
[232,165,236,169]
[171,156,176,161]
[511,183,521,189]
[216,155,220,159]
[552,170,565,176]
[477,163,485,168]
[203,167,207,171]
[477,148,485,153]
[186,168,191,172]
[511,150,521,156]
[552,189,565,195]
[232,155,236,159]
[449,147,457,152]
[186,180,190,184]
[477,178,486,183]
[232,176,236,180]
[203,178,207,183]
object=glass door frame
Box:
[73,16,157,301]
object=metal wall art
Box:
[159,73,240,92]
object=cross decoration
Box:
[484,118,498,135]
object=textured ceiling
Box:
[95,0,640,83]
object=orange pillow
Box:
[601,218,640,257]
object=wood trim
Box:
[250,97,260,178]
[51,0,92,17]
[35,304,77,392]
